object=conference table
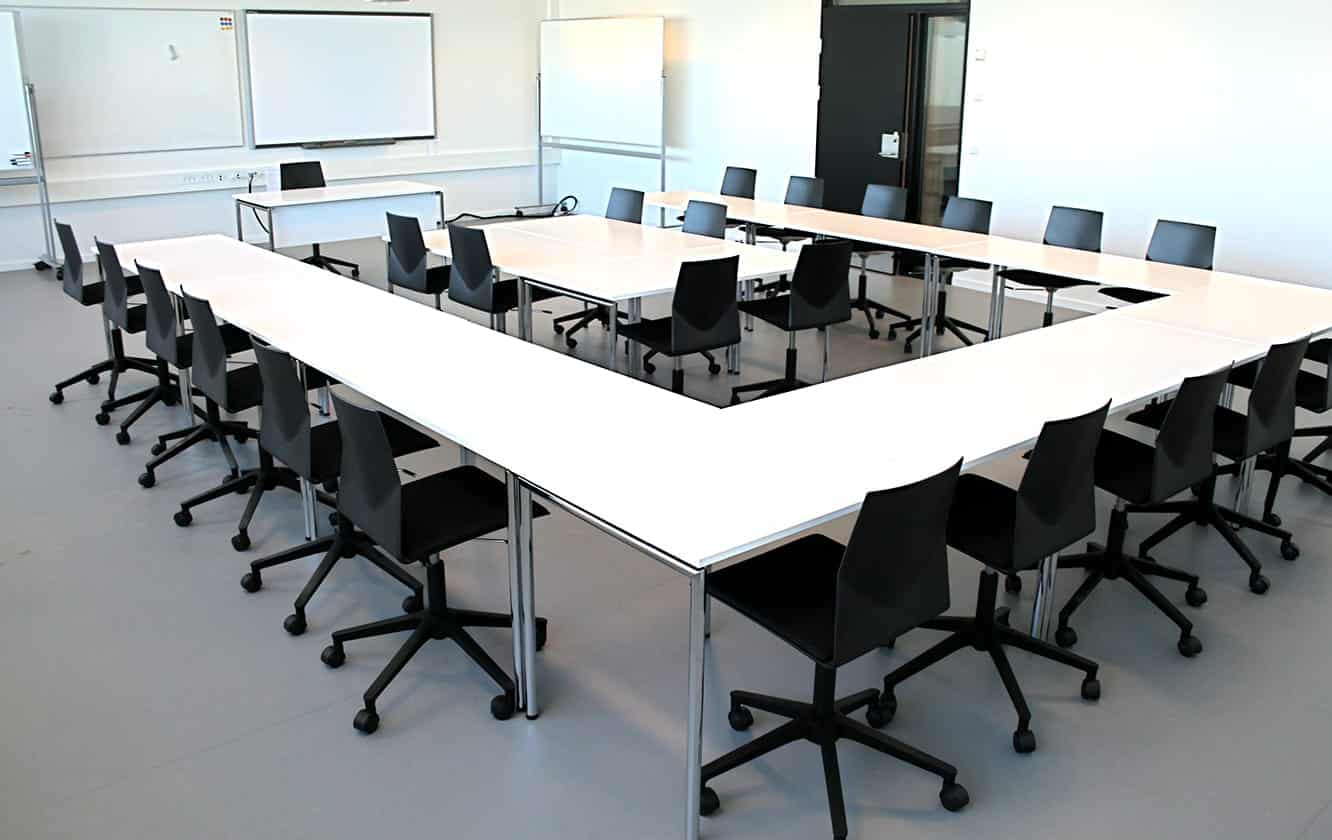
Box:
[112,198,1332,840]
[235,180,445,253]
[414,213,797,375]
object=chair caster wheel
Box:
[284,612,307,636]
[868,329,880,339]
[240,571,262,593]
[1013,728,1037,754]
[115,430,130,445]
[866,700,890,730]
[86,372,101,385]
[321,644,345,668]
[340,544,357,559]
[1178,635,1203,657]
[351,269,360,279]
[234,481,250,495]
[49,391,64,405]
[700,786,720,817]
[873,691,897,726]
[490,692,515,721]
[536,619,548,652]
[1185,585,1207,607]
[940,781,970,812]
[1281,541,1300,561]
[729,394,741,406]
[1081,677,1101,702]
[328,512,339,527]
[552,325,565,335]
[994,608,1010,628]
[231,531,251,552]
[95,412,110,425]
[708,363,722,375]
[162,391,178,407]
[643,362,656,375]
[138,471,155,489]
[887,329,897,342]
[1005,574,1022,594]
[727,705,754,732]
[173,509,192,527]
[1055,626,1078,648]
[402,593,423,614]
[903,342,914,354]
[353,708,378,734]
[150,441,166,456]
[1265,512,1283,527]
[564,338,577,350]
[1249,573,1270,595]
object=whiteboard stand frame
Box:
[536,74,667,227]
[0,82,58,273]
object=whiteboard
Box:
[0,11,32,175]
[17,8,244,157]
[246,12,436,148]
[540,17,664,147]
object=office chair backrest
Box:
[860,184,909,221]
[833,459,961,666]
[180,289,231,409]
[1014,401,1111,568]
[720,166,757,199]
[681,200,727,239]
[1152,366,1231,500]
[1146,220,1216,270]
[55,221,87,301]
[252,341,316,479]
[940,196,993,234]
[331,391,404,559]
[1044,206,1103,253]
[279,161,326,190]
[670,255,741,355]
[385,213,431,294]
[135,263,180,366]
[1242,336,1310,458]
[788,239,853,331]
[94,238,133,330]
[606,188,645,224]
[784,176,825,209]
[446,224,497,311]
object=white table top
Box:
[233,180,443,209]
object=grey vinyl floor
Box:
[3,237,1332,840]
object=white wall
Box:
[0,0,548,270]
[548,0,820,218]
[961,0,1332,286]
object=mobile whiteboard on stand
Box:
[0,10,55,271]
[538,17,666,221]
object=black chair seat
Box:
[754,226,813,243]
[707,534,842,664]
[1000,269,1098,292]
[1128,399,1251,463]
[1101,287,1168,305]
[122,303,149,334]
[307,415,439,486]
[616,316,673,353]
[400,466,547,561]
[221,364,266,414]
[73,275,139,307]
[1091,430,1156,504]
[420,264,450,295]
[946,474,1019,572]
[737,295,796,331]
[475,278,563,314]
[1229,361,1330,413]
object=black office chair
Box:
[134,264,253,487]
[877,403,1109,754]
[884,196,994,352]
[642,199,729,377]
[1000,206,1104,327]
[752,176,826,297]
[730,239,853,404]
[48,222,155,406]
[552,187,645,347]
[1101,219,1216,305]
[618,255,741,397]
[675,166,758,230]
[168,290,269,529]
[280,162,359,278]
[1052,368,1231,657]
[92,239,177,438]
[318,392,549,733]
[385,212,449,310]
[849,184,914,338]
[446,223,561,333]
[1127,337,1307,594]
[701,460,970,837]
[240,343,438,633]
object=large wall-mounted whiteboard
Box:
[540,17,664,147]
[17,7,244,157]
[246,11,436,148]
[0,11,33,175]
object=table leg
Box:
[683,568,707,840]
[608,302,620,372]
[518,481,538,719]
[517,278,532,342]
[175,296,192,422]
[267,209,276,252]
[920,254,939,358]
[628,298,643,378]
[988,264,1007,341]
[1030,554,1058,640]
[316,386,331,418]
[506,472,532,714]
[744,278,755,332]
[234,201,243,242]
[294,360,319,541]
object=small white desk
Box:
[235,180,445,252]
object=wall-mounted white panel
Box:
[539,16,664,147]
[246,11,436,148]
[0,11,32,174]
[17,7,243,157]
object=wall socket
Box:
[180,170,261,188]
